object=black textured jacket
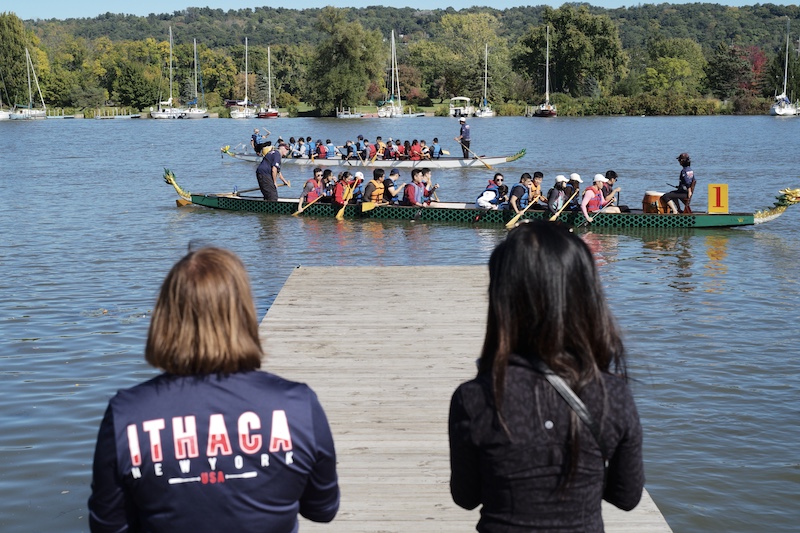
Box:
[449,354,644,532]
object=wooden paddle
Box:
[505,200,537,229]
[548,189,579,222]
[335,181,356,220]
[292,194,324,216]
[360,201,380,213]
[453,137,492,169]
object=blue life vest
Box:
[510,183,529,209]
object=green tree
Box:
[307,7,384,115]
[644,37,706,96]
[433,13,506,100]
[0,12,39,106]
[706,43,753,99]
[514,6,628,98]
[114,61,160,109]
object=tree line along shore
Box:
[2,4,799,117]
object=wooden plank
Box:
[260,266,672,532]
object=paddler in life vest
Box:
[508,173,533,214]
[383,169,404,205]
[362,169,387,205]
[581,174,621,223]
[565,173,583,211]
[401,168,437,207]
[476,173,506,210]
[332,171,353,212]
[529,171,548,210]
[420,168,439,203]
[547,175,570,216]
[299,167,324,210]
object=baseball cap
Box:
[569,173,583,183]
[459,117,466,122]
[555,175,568,183]
[354,171,364,180]
[593,174,608,183]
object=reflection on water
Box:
[1,117,799,533]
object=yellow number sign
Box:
[708,184,729,214]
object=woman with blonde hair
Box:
[449,221,643,532]
[89,247,339,533]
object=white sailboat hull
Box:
[770,103,798,116]
[230,107,256,119]
[150,107,184,119]
[182,108,209,119]
[9,108,46,120]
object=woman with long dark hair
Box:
[449,221,644,532]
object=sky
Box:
[10,0,779,22]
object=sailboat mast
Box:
[168,27,173,106]
[26,48,33,108]
[268,46,272,106]
[545,25,550,105]
[244,38,248,106]
[483,43,489,105]
[194,39,198,99]
[782,19,790,95]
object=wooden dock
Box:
[260,266,672,532]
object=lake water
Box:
[1,116,798,532]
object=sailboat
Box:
[183,39,208,118]
[378,31,424,118]
[151,27,184,119]
[230,38,255,119]
[770,18,798,117]
[474,43,495,117]
[533,25,557,118]
[257,46,279,119]
[9,48,47,120]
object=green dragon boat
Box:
[164,170,800,229]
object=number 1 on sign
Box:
[708,184,729,214]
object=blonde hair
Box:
[145,247,263,375]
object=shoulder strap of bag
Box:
[530,358,609,461]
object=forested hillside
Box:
[2,3,799,116]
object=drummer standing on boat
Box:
[456,117,471,158]
[256,142,290,201]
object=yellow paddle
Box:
[548,189,579,222]
[335,182,355,220]
[360,201,380,213]
[504,189,577,229]
[292,194,324,217]
[453,137,492,169]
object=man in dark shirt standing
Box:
[456,117,471,158]
[256,142,290,201]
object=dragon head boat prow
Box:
[163,169,192,203]
[754,187,800,224]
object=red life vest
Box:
[585,186,604,212]
[305,178,323,202]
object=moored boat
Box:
[256,46,280,119]
[770,19,798,117]
[449,96,474,117]
[532,25,557,118]
[220,146,526,169]
[163,170,800,229]
[150,28,186,119]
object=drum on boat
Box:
[643,191,667,213]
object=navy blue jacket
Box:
[89,371,339,532]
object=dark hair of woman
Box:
[478,221,627,456]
